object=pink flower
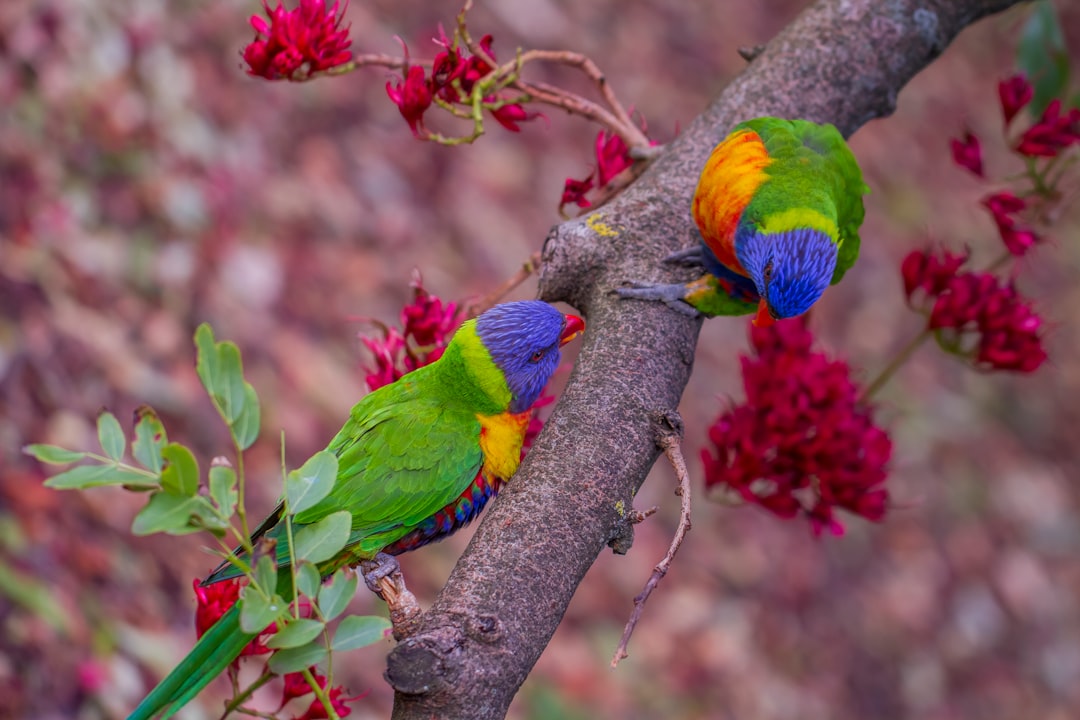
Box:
[192,579,271,656]
[981,192,1040,257]
[489,101,542,132]
[901,247,969,305]
[949,131,984,177]
[242,0,352,81]
[595,129,633,187]
[929,273,1047,373]
[386,64,432,137]
[998,74,1033,127]
[1015,99,1080,158]
[559,175,595,212]
[701,318,892,535]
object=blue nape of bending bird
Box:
[619,116,868,325]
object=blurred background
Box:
[2,0,1080,718]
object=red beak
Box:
[560,314,585,346]
[752,298,776,327]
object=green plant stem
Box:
[217,671,274,720]
[281,432,302,619]
[234,440,252,549]
[304,668,341,720]
[860,327,933,402]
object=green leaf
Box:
[160,443,199,497]
[44,464,156,490]
[296,562,322,599]
[267,642,328,675]
[209,465,238,516]
[24,444,86,465]
[267,618,325,649]
[254,554,278,595]
[331,615,391,652]
[239,586,284,634]
[132,406,168,474]
[97,412,125,462]
[317,568,358,621]
[230,383,261,450]
[131,492,201,535]
[292,511,351,565]
[189,497,229,536]
[286,451,338,516]
[1017,0,1069,117]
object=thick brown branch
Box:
[388,1,1025,719]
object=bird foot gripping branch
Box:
[362,554,423,640]
[617,117,867,325]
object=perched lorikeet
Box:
[127,301,584,720]
[619,117,867,325]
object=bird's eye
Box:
[763,259,774,283]
[529,349,546,364]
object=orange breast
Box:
[477,410,532,481]
[691,129,772,275]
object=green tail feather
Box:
[126,604,258,720]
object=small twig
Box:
[611,434,692,668]
[374,571,423,641]
[464,251,543,318]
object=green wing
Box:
[741,117,868,284]
[292,374,484,558]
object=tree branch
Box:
[387,1,1023,718]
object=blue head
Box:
[475,301,583,413]
[735,226,838,320]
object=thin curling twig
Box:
[464,251,543,318]
[611,434,692,668]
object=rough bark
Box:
[388,0,1023,717]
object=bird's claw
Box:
[663,246,706,267]
[616,283,701,318]
[360,552,400,595]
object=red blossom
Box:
[901,247,969,305]
[1015,99,1080,157]
[243,0,352,81]
[386,64,432,137]
[559,175,594,212]
[192,579,271,656]
[928,273,1047,372]
[701,317,892,535]
[981,192,1040,257]
[998,74,1033,127]
[488,101,542,133]
[949,131,984,177]
[595,129,633,187]
[280,670,325,707]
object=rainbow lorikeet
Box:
[619,117,867,325]
[127,301,584,720]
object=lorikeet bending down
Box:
[619,117,867,325]
[127,301,584,720]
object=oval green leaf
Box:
[160,443,200,497]
[239,587,284,634]
[331,614,391,652]
[317,568,358,621]
[267,642,328,675]
[209,465,238,516]
[293,511,351,564]
[132,406,168,474]
[286,451,338,516]
[45,464,156,490]
[24,444,86,465]
[131,492,200,535]
[97,412,125,462]
[267,618,325,649]
[296,562,322,599]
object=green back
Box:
[740,117,868,284]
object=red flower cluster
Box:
[901,248,1047,372]
[386,33,539,138]
[192,579,271,656]
[279,670,365,719]
[242,0,352,81]
[701,318,891,536]
[560,123,655,212]
[1016,98,1080,157]
[360,276,461,391]
[982,192,1039,256]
